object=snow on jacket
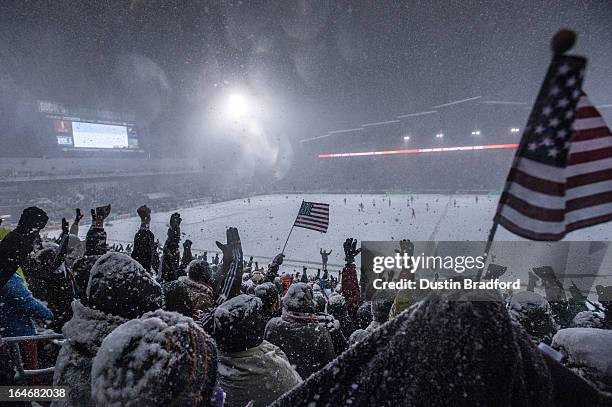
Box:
[177,276,214,312]
[91,310,218,407]
[52,300,126,407]
[264,313,335,379]
[218,340,302,407]
[272,290,559,407]
[552,328,612,394]
[0,273,53,337]
[131,225,155,272]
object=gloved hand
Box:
[74,208,84,224]
[183,239,192,249]
[91,204,111,228]
[215,227,243,266]
[343,238,361,263]
[395,239,414,256]
[170,212,181,230]
[137,205,151,225]
[215,227,243,303]
[271,253,285,267]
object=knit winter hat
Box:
[187,260,213,286]
[370,290,395,323]
[254,282,280,312]
[91,310,218,407]
[87,252,163,319]
[213,294,266,353]
[282,282,316,313]
[356,301,373,330]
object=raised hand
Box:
[343,238,361,263]
[74,208,84,224]
[215,227,243,304]
[170,212,182,230]
[90,204,111,229]
[215,227,243,265]
[183,239,192,249]
[137,205,151,224]
[271,253,285,267]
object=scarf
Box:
[281,309,317,324]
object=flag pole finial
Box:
[551,29,576,55]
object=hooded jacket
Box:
[52,300,126,407]
[218,340,302,407]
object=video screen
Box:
[71,122,129,149]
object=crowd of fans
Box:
[1,204,612,406]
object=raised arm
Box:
[161,212,182,282]
[132,205,155,272]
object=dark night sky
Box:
[1,0,611,150]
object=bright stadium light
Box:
[225,92,249,120]
[403,135,410,141]
[435,133,444,139]
[471,130,481,135]
[510,127,520,133]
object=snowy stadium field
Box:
[62,193,612,284]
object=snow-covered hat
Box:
[282,282,317,313]
[251,270,264,284]
[370,290,395,323]
[187,259,212,286]
[91,310,217,407]
[87,252,163,319]
[213,294,265,353]
[254,282,279,311]
[508,291,556,343]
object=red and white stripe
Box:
[497,92,612,240]
[294,202,330,233]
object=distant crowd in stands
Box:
[1,204,612,406]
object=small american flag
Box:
[293,201,330,233]
[495,54,612,240]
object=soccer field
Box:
[88,193,612,276]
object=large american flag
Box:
[293,201,330,233]
[495,54,612,240]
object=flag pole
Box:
[281,224,295,255]
[282,200,304,254]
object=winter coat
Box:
[71,255,99,304]
[72,225,109,303]
[264,313,335,379]
[178,276,214,311]
[52,300,126,407]
[24,240,75,332]
[0,273,53,337]
[272,290,559,407]
[161,225,181,282]
[340,263,360,319]
[131,226,155,272]
[218,340,302,407]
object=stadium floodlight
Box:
[471,130,481,136]
[403,135,410,141]
[510,127,520,133]
[435,133,444,139]
[225,92,249,120]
